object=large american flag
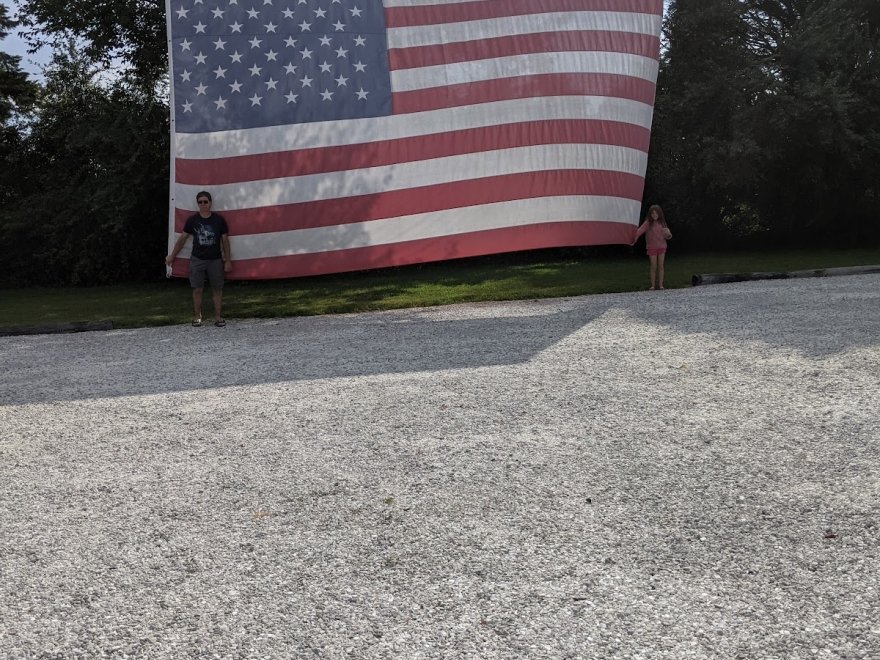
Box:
[166,0,662,279]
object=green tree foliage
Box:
[15,0,166,90]
[647,0,766,245]
[0,47,169,285]
[0,4,36,124]
[1,3,38,220]
[649,0,880,247]
[742,0,880,243]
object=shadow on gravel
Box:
[0,303,609,406]
[2,276,877,406]
[627,276,880,359]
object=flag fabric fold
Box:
[166,0,663,279]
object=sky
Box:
[3,3,51,78]
[5,30,49,76]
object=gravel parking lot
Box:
[1,275,878,659]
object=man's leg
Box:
[206,259,225,324]
[192,287,203,320]
[189,257,207,324]
[212,288,223,322]
[648,255,657,289]
[657,253,666,289]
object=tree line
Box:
[1,0,878,286]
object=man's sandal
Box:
[215,318,226,327]
[192,318,202,327]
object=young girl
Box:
[631,205,671,290]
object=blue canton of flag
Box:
[169,0,391,132]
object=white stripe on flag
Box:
[387,11,663,48]
[175,196,641,259]
[391,51,659,91]
[174,96,655,159]
[384,0,492,6]
[174,144,649,211]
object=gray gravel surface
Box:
[1,275,878,659]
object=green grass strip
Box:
[1,248,878,329]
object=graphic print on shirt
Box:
[196,224,217,247]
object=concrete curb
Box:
[692,264,880,286]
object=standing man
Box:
[165,191,232,327]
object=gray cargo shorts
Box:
[189,256,224,289]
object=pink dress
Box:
[633,220,668,256]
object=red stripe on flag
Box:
[175,120,650,185]
[392,73,657,114]
[175,170,647,235]
[171,221,636,280]
[385,0,663,28]
[389,31,660,70]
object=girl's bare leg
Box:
[648,255,657,289]
[657,252,666,289]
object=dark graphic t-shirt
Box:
[183,213,229,260]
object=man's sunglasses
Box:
[197,199,211,204]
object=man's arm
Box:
[165,232,191,265]
[222,234,232,272]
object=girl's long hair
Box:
[646,204,667,227]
